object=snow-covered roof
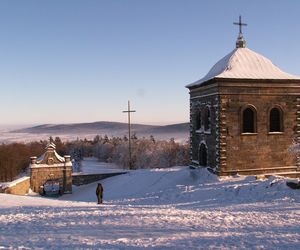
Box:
[46,142,56,150]
[33,142,66,166]
[187,47,300,88]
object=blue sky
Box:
[1,0,300,126]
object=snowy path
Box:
[1,167,300,249]
[76,157,124,174]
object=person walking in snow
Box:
[96,183,104,204]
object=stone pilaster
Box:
[189,100,193,164]
[218,96,227,174]
[296,97,300,170]
[215,95,221,172]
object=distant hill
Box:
[13,121,156,134]
[12,121,189,141]
[147,123,190,133]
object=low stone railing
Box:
[0,176,30,195]
[72,172,127,186]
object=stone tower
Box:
[30,142,73,193]
[186,19,300,177]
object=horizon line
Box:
[0,120,189,129]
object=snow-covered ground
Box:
[1,167,300,249]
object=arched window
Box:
[195,110,201,130]
[269,107,283,132]
[204,107,211,131]
[242,106,257,133]
[199,143,207,166]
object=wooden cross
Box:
[233,15,247,34]
[122,100,136,169]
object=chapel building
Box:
[186,18,300,177]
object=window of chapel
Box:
[269,107,283,132]
[242,106,257,133]
[195,110,201,130]
[204,107,211,131]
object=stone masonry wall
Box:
[189,84,219,169]
[219,82,300,174]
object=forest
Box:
[0,135,189,182]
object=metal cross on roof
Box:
[233,15,247,34]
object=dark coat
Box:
[96,184,104,196]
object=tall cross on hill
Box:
[122,100,136,170]
[233,15,247,34]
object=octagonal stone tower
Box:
[186,25,300,177]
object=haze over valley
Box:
[0,121,189,143]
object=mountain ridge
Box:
[12,121,189,139]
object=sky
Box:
[1,0,300,126]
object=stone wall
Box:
[0,177,30,195]
[189,83,219,170]
[72,172,127,186]
[219,81,300,175]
